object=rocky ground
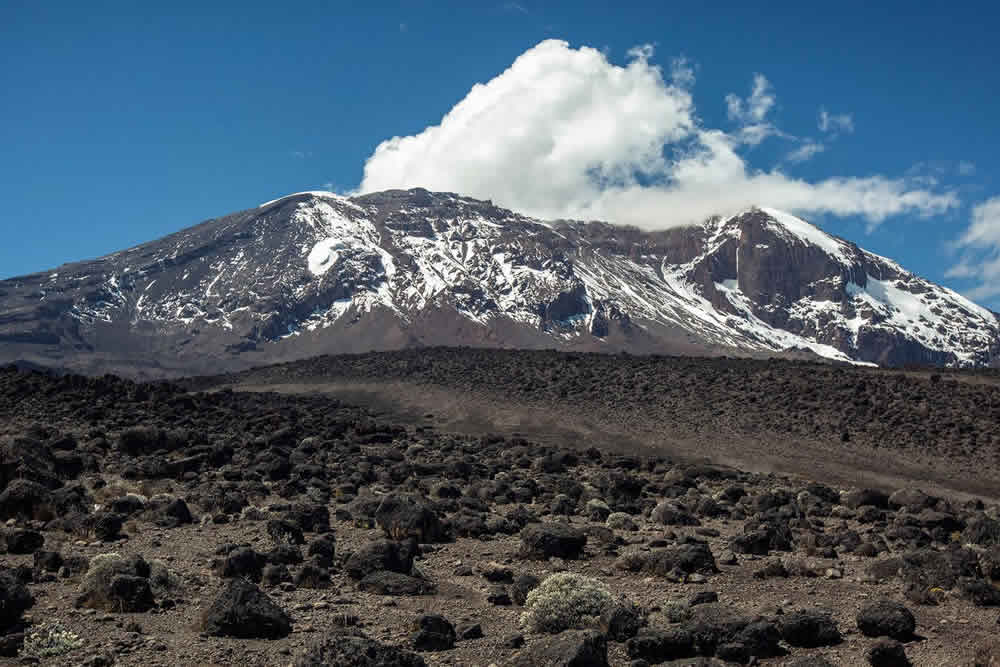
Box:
[197,347,1000,500]
[2,356,1000,666]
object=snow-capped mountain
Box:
[1,188,997,376]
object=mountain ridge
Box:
[1,188,997,376]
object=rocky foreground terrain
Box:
[3,356,1000,666]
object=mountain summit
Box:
[2,188,997,376]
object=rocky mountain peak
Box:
[0,189,996,376]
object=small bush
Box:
[519,573,613,634]
[20,622,84,658]
[661,600,693,624]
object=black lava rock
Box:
[199,579,291,639]
[779,609,842,647]
[410,614,455,652]
[519,522,587,560]
[857,600,916,640]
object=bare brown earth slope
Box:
[198,347,1000,502]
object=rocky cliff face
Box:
[1,189,997,375]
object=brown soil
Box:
[3,351,1000,666]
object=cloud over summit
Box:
[358,39,956,229]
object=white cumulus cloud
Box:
[358,39,957,230]
[947,197,1000,305]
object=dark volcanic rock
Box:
[457,623,483,640]
[616,541,718,577]
[376,493,449,543]
[508,630,609,666]
[856,600,916,640]
[217,546,266,583]
[359,571,436,596]
[267,518,306,545]
[778,610,842,647]
[200,579,292,639]
[651,501,700,526]
[33,550,63,573]
[75,554,154,612]
[294,633,427,667]
[510,573,541,606]
[866,638,911,667]
[0,568,33,630]
[307,536,336,568]
[410,614,456,652]
[958,577,1000,607]
[150,496,194,526]
[92,511,125,542]
[625,629,696,662]
[294,563,331,589]
[0,480,53,521]
[600,599,645,642]
[345,539,415,580]
[519,522,587,560]
[108,575,155,613]
[5,529,44,554]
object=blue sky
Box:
[2,1,998,307]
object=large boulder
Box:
[509,573,541,606]
[199,579,291,639]
[75,554,155,612]
[856,600,916,640]
[345,539,415,580]
[5,529,44,554]
[107,575,155,612]
[375,494,449,543]
[842,488,890,509]
[731,520,793,555]
[507,630,609,666]
[519,523,587,560]
[282,503,330,533]
[410,614,455,652]
[778,610,841,647]
[216,546,266,583]
[616,541,717,577]
[358,571,436,596]
[866,638,911,667]
[888,488,935,512]
[625,629,696,662]
[683,606,782,659]
[267,519,305,545]
[0,480,53,521]
[599,599,644,642]
[0,568,33,630]
[963,515,1000,547]
[650,501,700,526]
[92,512,125,542]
